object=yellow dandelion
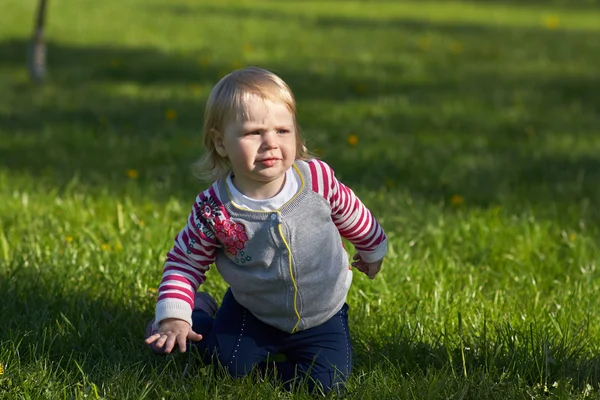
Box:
[418,37,431,51]
[189,84,203,95]
[347,135,359,146]
[352,83,367,95]
[0,363,3,374]
[569,233,576,242]
[450,41,463,55]
[197,55,211,67]
[109,58,122,68]
[450,194,464,206]
[126,169,139,179]
[242,43,254,55]
[543,15,560,29]
[148,287,157,294]
[101,243,111,252]
[231,60,244,70]
[525,126,535,137]
[65,236,74,243]
[165,109,177,121]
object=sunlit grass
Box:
[1,0,600,398]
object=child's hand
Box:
[144,318,202,353]
[351,254,383,280]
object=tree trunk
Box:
[28,0,48,85]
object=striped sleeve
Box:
[154,184,222,327]
[307,159,387,262]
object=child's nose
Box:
[262,131,278,148]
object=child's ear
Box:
[212,129,228,158]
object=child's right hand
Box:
[351,253,384,280]
[144,318,203,353]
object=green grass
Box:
[1,0,600,398]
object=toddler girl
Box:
[145,66,387,394]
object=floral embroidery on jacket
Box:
[215,219,249,256]
[186,238,197,254]
[195,196,223,239]
[195,195,251,261]
[235,250,252,264]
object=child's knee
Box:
[207,348,257,379]
[282,364,350,395]
[311,369,349,395]
[225,359,255,378]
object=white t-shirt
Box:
[225,167,301,211]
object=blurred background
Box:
[1,0,599,214]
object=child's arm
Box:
[152,189,222,347]
[308,160,387,275]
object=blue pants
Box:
[191,289,352,394]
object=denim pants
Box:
[191,288,352,394]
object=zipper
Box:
[277,214,300,332]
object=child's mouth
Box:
[258,158,279,167]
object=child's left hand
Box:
[351,254,383,280]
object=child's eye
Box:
[277,129,290,134]
[245,130,261,136]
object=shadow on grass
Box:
[0,257,186,394]
[354,321,600,393]
[3,258,598,396]
[0,38,403,101]
[0,38,414,202]
[0,3,599,214]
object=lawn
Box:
[1,0,600,398]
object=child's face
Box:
[216,94,297,198]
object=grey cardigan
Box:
[213,161,352,333]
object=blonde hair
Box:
[193,66,311,182]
